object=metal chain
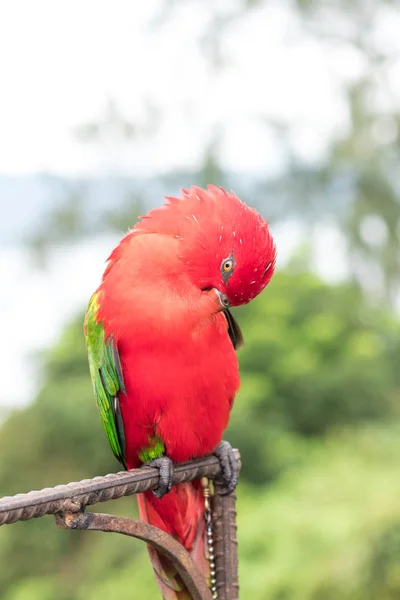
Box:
[201,477,218,600]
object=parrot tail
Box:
[137,481,211,599]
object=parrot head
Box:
[135,185,276,308]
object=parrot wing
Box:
[84,291,126,467]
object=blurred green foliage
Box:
[1,269,400,599]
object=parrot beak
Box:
[202,288,243,349]
[214,289,231,310]
[213,289,243,350]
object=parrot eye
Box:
[220,255,235,282]
[222,259,233,273]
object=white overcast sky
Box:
[0,0,399,409]
[0,0,372,176]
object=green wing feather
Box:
[85,292,126,466]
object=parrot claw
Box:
[214,440,238,495]
[149,456,175,498]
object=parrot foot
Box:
[149,456,175,498]
[214,440,238,495]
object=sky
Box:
[1,238,116,407]
[0,0,366,176]
[0,0,398,410]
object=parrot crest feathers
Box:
[102,184,276,306]
[133,185,276,306]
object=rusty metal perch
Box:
[0,451,240,600]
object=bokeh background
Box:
[1,1,400,598]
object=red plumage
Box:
[91,185,276,598]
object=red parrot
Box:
[84,185,276,598]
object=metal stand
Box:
[0,451,241,599]
[212,483,239,600]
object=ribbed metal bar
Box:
[0,451,240,526]
[212,482,239,600]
